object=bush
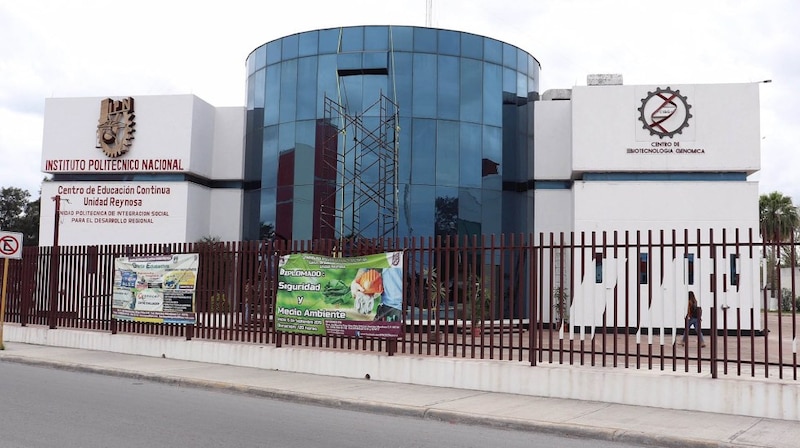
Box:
[780,288,800,312]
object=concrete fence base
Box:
[4,323,797,421]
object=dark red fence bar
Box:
[1,229,797,381]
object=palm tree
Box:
[759,192,800,295]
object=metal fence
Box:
[2,229,798,380]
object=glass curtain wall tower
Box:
[243,26,539,242]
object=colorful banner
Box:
[112,254,198,324]
[276,251,404,338]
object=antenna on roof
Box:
[426,0,433,27]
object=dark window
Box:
[438,29,460,56]
[316,55,337,116]
[365,26,389,51]
[413,27,437,52]
[482,64,502,126]
[279,60,298,121]
[437,56,459,120]
[484,38,502,64]
[262,126,278,189]
[340,27,364,52]
[266,40,281,65]
[461,33,483,59]
[436,120,459,186]
[639,253,648,284]
[411,118,436,184]
[282,34,299,60]
[389,26,413,51]
[595,253,603,283]
[318,29,339,54]
[459,123,481,188]
[264,65,281,126]
[412,54,436,118]
[254,45,267,72]
[298,31,318,57]
[685,253,695,285]
[730,254,740,286]
[296,58,317,120]
[502,43,516,68]
[460,58,482,123]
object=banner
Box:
[112,254,198,324]
[276,251,404,338]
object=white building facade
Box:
[39,95,245,246]
[35,70,766,332]
[533,78,763,333]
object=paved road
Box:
[0,361,648,448]
[1,340,798,448]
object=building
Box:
[37,25,766,330]
[39,25,762,246]
[242,25,539,242]
[39,95,245,246]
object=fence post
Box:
[710,229,718,379]
[48,195,61,330]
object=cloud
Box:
[1,0,799,204]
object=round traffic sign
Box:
[0,233,22,259]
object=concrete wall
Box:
[572,181,759,234]
[5,324,797,422]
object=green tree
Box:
[0,186,31,231]
[259,222,275,240]
[17,196,40,246]
[759,191,800,293]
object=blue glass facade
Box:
[243,26,539,241]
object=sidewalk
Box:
[0,341,796,448]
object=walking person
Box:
[680,291,706,347]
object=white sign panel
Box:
[0,231,23,259]
[571,83,761,173]
[40,181,191,246]
[112,254,199,324]
[40,96,210,176]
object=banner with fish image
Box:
[112,254,199,324]
[276,251,404,338]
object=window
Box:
[298,31,318,57]
[639,253,648,284]
[595,252,603,283]
[684,253,695,285]
[461,33,483,59]
[730,254,740,286]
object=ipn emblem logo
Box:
[96,97,136,158]
[637,87,692,139]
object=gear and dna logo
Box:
[96,97,136,157]
[637,87,692,139]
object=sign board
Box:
[276,251,404,338]
[112,254,199,324]
[0,231,23,260]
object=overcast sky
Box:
[1,0,797,202]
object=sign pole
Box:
[0,230,23,351]
[0,258,9,350]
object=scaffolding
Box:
[319,94,399,241]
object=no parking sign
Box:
[0,231,23,260]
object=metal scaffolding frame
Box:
[319,93,399,240]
